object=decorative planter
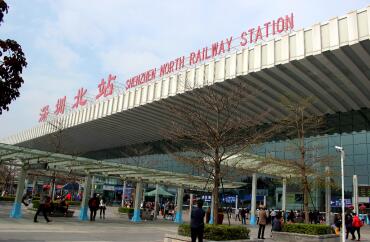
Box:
[164,234,259,242]
[271,232,340,242]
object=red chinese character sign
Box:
[72,88,87,109]
[39,105,49,122]
[96,74,116,99]
[54,96,66,115]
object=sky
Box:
[0,0,369,139]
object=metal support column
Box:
[132,181,142,222]
[282,178,287,212]
[79,174,92,221]
[250,173,257,225]
[209,194,214,224]
[325,166,331,225]
[90,176,95,197]
[32,178,37,196]
[121,180,127,207]
[10,167,26,218]
[154,184,159,220]
[189,193,194,222]
[175,187,184,224]
[353,175,358,215]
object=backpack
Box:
[352,216,363,228]
[89,198,98,208]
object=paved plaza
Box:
[1,202,370,242]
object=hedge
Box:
[118,207,135,213]
[282,223,332,235]
[0,196,15,201]
[178,224,249,241]
[32,200,81,209]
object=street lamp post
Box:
[335,146,345,242]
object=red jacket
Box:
[352,215,363,228]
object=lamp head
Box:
[335,146,343,152]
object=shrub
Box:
[32,200,80,209]
[0,196,15,201]
[118,207,135,214]
[67,201,81,206]
[178,224,249,241]
[282,223,332,235]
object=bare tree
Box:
[0,160,20,195]
[164,82,277,225]
[263,96,333,223]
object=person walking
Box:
[191,199,205,242]
[352,213,363,241]
[257,206,267,239]
[345,211,356,240]
[235,207,240,221]
[34,185,51,223]
[240,208,246,225]
[99,196,107,219]
[88,193,100,221]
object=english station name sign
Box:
[125,13,294,89]
[38,13,294,122]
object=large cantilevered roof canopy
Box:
[1,7,370,155]
[0,143,247,191]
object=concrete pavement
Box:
[1,202,370,241]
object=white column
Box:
[32,178,37,196]
[189,193,194,222]
[10,167,26,218]
[132,181,142,222]
[250,173,257,225]
[235,195,238,209]
[90,176,95,197]
[353,175,358,215]
[325,166,331,225]
[175,187,184,224]
[282,178,287,212]
[154,184,159,220]
[210,193,215,224]
[52,181,56,201]
[79,174,92,221]
[121,180,127,207]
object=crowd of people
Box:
[331,211,365,241]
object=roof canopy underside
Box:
[0,143,246,191]
[1,7,370,155]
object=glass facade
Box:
[86,109,370,206]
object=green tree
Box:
[0,0,27,114]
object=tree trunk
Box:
[303,177,309,223]
[213,162,221,225]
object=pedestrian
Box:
[99,196,106,219]
[258,206,267,239]
[270,209,276,225]
[191,199,205,242]
[34,185,51,223]
[287,210,295,223]
[345,211,356,240]
[240,208,246,225]
[352,212,363,241]
[88,193,100,221]
[235,207,240,221]
[272,212,283,232]
[333,214,342,235]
